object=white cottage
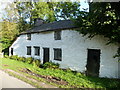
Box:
[9,19,120,78]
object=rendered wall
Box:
[9,30,119,78]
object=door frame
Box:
[43,47,49,64]
[86,49,101,77]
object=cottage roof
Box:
[21,20,78,34]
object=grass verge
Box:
[1,58,120,89]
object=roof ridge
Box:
[20,19,77,35]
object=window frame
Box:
[34,46,40,56]
[54,30,61,40]
[54,48,62,61]
[27,33,31,40]
[27,46,31,55]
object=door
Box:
[11,48,13,55]
[43,48,49,64]
[86,49,100,77]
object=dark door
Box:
[43,48,49,64]
[11,48,13,55]
[86,49,100,77]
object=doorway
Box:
[86,49,100,77]
[43,48,49,64]
[11,48,13,55]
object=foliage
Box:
[1,58,120,88]
[0,20,19,53]
[43,62,59,69]
[16,2,81,23]
[54,2,81,20]
[4,55,9,58]
[1,2,32,54]
[18,57,26,62]
[9,55,19,60]
[1,1,81,54]
[9,55,26,62]
[32,2,56,23]
[25,57,33,64]
[7,55,41,67]
[75,2,120,59]
[76,2,120,44]
[16,17,31,32]
[32,59,41,68]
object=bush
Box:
[66,68,72,72]
[9,55,19,60]
[43,62,59,69]
[4,55,9,58]
[33,59,41,67]
[25,57,33,64]
[18,57,26,62]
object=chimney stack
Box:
[34,18,44,26]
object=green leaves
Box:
[32,2,56,22]
[0,20,19,51]
[75,2,120,59]
[76,2,120,44]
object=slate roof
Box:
[21,20,78,34]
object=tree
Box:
[15,1,81,23]
[0,20,19,54]
[1,1,81,54]
[75,2,120,60]
[54,2,81,20]
[32,2,56,22]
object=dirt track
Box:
[0,70,34,89]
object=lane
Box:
[0,70,35,89]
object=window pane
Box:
[27,46,31,55]
[54,31,61,40]
[54,48,62,61]
[34,47,40,56]
[27,34,31,40]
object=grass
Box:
[1,58,120,89]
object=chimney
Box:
[34,18,44,26]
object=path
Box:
[0,70,35,89]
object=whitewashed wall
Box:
[9,30,119,78]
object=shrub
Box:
[66,68,72,73]
[9,55,19,60]
[4,55,9,58]
[18,57,26,62]
[33,59,41,67]
[25,57,33,64]
[43,62,59,69]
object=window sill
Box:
[35,55,40,56]
[54,59,62,61]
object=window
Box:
[27,34,31,40]
[34,46,40,56]
[11,48,13,55]
[54,31,61,40]
[27,46,31,55]
[54,48,62,61]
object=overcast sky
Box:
[0,0,89,21]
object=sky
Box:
[0,0,89,21]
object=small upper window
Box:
[34,46,40,56]
[27,46,31,55]
[54,48,62,61]
[54,31,61,40]
[27,34,31,40]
